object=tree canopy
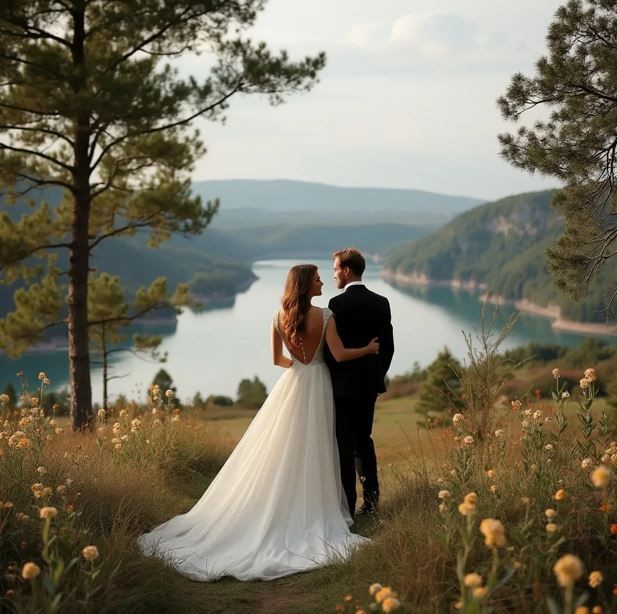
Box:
[498,0,617,311]
[0,1,325,429]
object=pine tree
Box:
[498,0,617,305]
[89,273,181,410]
[0,2,326,430]
[236,376,267,409]
[416,348,463,428]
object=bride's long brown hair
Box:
[279,264,317,347]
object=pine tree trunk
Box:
[68,5,93,431]
[102,325,108,412]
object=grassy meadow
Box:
[1,366,616,614]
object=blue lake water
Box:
[0,259,611,405]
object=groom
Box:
[326,247,394,517]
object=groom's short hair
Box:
[333,247,365,276]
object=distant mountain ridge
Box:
[385,190,615,324]
[192,179,483,215]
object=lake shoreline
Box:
[382,269,617,337]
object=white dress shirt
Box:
[343,281,365,291]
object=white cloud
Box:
[344,22,386,48]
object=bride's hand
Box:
[367,337,380,355]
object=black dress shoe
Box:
[355,504,377,516]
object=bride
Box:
[137,264,379,581]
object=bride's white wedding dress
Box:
[137,307,368,581]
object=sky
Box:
[187,0,565,201]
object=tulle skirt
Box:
[137,361,369,581]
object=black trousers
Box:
[334,393,379,515]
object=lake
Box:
[0,258,611,405]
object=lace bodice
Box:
[273,307,333,366]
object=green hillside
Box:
[386,190,614,323]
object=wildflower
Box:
[42,487,52,497]
[119,409,128,418]
[452,413,464,425]
[472,587,487,599]
[490,484,497,493]
[49,419,56,426]
[521,419,530,428]
[153,418,162,426]
[575,608,589,614]
[438,490,450,500]
[588,571,603,588]
[165,389,175,399]
[463,573,483,588]
[553,554,584,587]
[121,434,129,441]
[31,483,43,498]
[171,415,180,422]
[581,458,593,469]
[561,391,570,399]
[39,506,57,519]
[439,502,447,514]
[56,485,66,495]
[494,429,505,438]
[521,496,530,505]
[0,393,9,404]
[592,607,603,614]
[463,435,474,447]
[43,377,50,386]
[545,508,557,519]
[610,523,617,534]
[368,583,382,596]
[554,489,566,501]
[54,427,63,435]
[534,410,543,420]
[81,545,99,561]
[382,597,401,612]
[374,586,394,603]
[131,418,142,430]
[599,503,612,513]
[546,523,559,534]
[580,377,591,390]
[344,594,353,602]
[97,408,106,418]
[21,562,40,580]
[511,399,522,411]
[486,469,496,479]
[584,368,597,382]
[458,492,478,516]
[3,501,13,510]
[38,372,46,381]
[114,443,122,450]
[545,444,553,451]
[591,466,611,489]
[36,466,47,475]
[479,518,506,548]
[552,368,560,379]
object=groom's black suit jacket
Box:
[325,285,394,397]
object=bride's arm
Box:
[325,317,379,362]
[272,324,293,368]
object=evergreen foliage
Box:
[416,348,463,428]
[498,0,617,304]
[0,1,325,429]
[236,376,267,409]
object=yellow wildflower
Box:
[554,489,566,501]
[553,554,584,587]
[368,583,382,596]
[552,368,560,379]
[591,466,611,489]
[479,518,506,548]
[81,545,99,561]
[39,507,57,519]
[473,587,487,599]
[588,570,603,588]
[463,573,482,587]
[584,368,597,382]
[21,562,41,579]
[375,587,394,603]
[382,597,401,612]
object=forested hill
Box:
[192,179,482,216]
[385,190,615,323]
